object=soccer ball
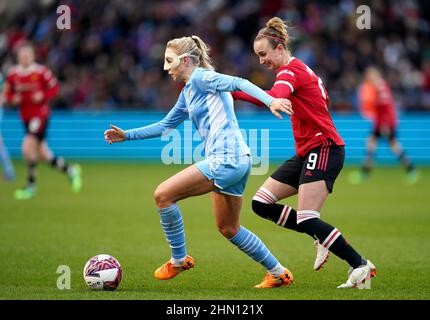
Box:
[83,254,123,290]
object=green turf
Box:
[0,162,429,300]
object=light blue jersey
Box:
[126,67,273,159]
[126,67,274,196]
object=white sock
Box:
[170,257,185,266]
[268,263,285,277]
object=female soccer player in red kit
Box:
[349,66,418,185]
[232,17,376,288]
[5,42,81,200]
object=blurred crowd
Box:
[1,0,429,112]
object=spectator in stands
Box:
[0,0,428,112]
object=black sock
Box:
[298,218,366,268]
[252,199,366,268]
[252,200,302,232]
[398,151,415,172]
[50,156,69,173]
[27,161,37,188]
[362,150,374,175]
[362,165,371,175]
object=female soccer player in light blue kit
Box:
[104,35,295,288]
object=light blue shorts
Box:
[195,155,251,197]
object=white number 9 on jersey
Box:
[306,153,318,170]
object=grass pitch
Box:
[0,162,429,300]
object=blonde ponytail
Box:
[190,35,214,71]
[166,35,215,71]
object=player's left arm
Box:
[41,67,59,101]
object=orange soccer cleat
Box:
[154,255,195,280]
[254,268,294,288]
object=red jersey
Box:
[5,63,59,122]
[232,57,344,157]
[372,79,397,129]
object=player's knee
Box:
[252,199,270,220]
[22,139,38,160]
[216,223,239,239]
[38,146,50,162]
[21,147,29,159]
[153,185,174,208]
[22,147,36,161]
[38,150,49,162]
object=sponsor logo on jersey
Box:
[277,69,295,78]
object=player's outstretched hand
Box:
[269,98,293,120]
[104,124,126,144]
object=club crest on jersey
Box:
[209,158,222,172]
[201,72,215,82]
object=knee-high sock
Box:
[397,151,415,172]
[27,161,37,188]
[252,187,366,268]
[252,187,301,232]
[362,149,375,175]
[49,156,70,174]
[157,204,187,262]
[229,225,286,277]
[297,212,366,269]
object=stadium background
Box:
[1,0,430,164]
[0,0,429,300]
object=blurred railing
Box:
[2,110,429,165]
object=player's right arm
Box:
[195,69,293,119]
[231,65,299,106]
[4,70,22,106]
[104,91,188,144]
